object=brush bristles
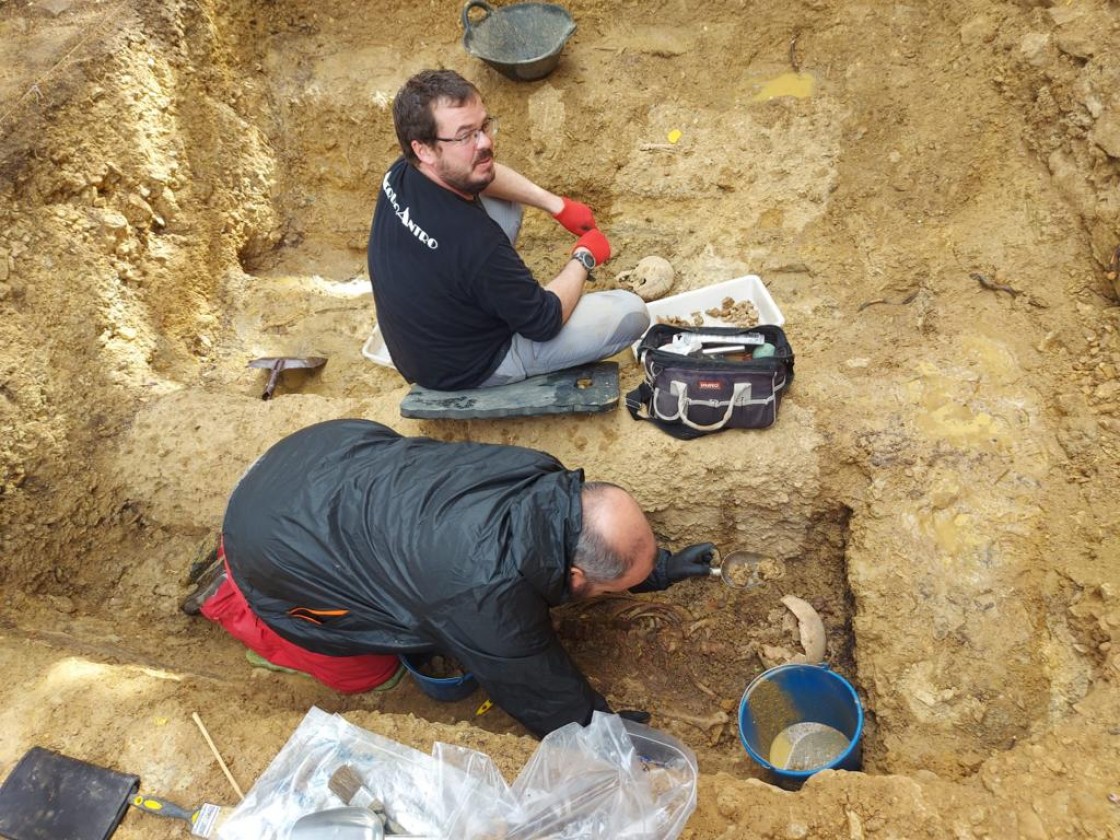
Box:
[328,764,364,804]
[329,764,383,811]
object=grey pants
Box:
[478,196,651,388]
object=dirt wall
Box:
[2,0,1120,837]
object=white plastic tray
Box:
[362,324,396,369]
[633,274,784,359]
[363,274,784,369]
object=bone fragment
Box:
[781,595,827,663]
[760,644,797,667]
[615,255,675,301]
[658,709,730,733]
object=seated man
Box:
[182,419,714,738]
[367,69,650,391]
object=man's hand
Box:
[572,229,611,267]
[630,542,716,593]
[617,709,652,725]
[661,543,716,584]
[553,197,597,235]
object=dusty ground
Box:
[2,0,1120,837]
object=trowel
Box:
[289,806,436,840]
[290,807,385,840]
[247,356,327,400]
[709,550,767,589]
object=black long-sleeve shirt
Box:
[368,158,562,390]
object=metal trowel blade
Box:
[290,807,384,840]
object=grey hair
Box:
[573,481,630,585]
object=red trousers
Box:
[201,544,400,693]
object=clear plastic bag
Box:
[217,707,508,839]
[508,714,698,839]
[217,708,697,840]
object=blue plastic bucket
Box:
[738,663,863,785]
[400,654,478,702]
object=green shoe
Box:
[245,649,304,676]
[243,652,406,692]
[373,662,407,693]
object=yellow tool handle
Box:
[130,793,195,822]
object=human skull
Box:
[615,256,675,302]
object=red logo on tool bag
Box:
[698,380,722,390]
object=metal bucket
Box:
[461,1,576,82]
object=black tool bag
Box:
[626,323,795,439]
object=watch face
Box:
[574,251,595,270]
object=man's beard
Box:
[437,149,495,196]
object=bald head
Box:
[570,482,658,599]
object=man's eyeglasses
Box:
[434,116,499,147]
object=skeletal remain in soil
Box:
[760,643,798,667]
[658,709,730,743]
[615,255,675,301]
[781,595,827,663]
[567,593,692,627]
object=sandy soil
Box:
[2,0,1120,837]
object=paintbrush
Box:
[328,765,407,834]
[329,764,383,811]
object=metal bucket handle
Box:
[462,0,494,34]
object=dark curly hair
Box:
[392,69,481,164]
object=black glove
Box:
[629,543,716,593]
[617,709,652,725]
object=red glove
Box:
[572,229,610,267]
[553,197,597,235]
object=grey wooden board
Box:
[400,362,619,419]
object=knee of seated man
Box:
[614,294,651,341]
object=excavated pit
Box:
[3,0,1120,837]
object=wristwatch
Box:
[571,249,596,272]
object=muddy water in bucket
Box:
[738,664,863,786]
[768,722,851,772]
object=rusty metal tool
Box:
[247,356,327,400]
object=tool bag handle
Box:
[670,379,757,432]
[625,382,711,440]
